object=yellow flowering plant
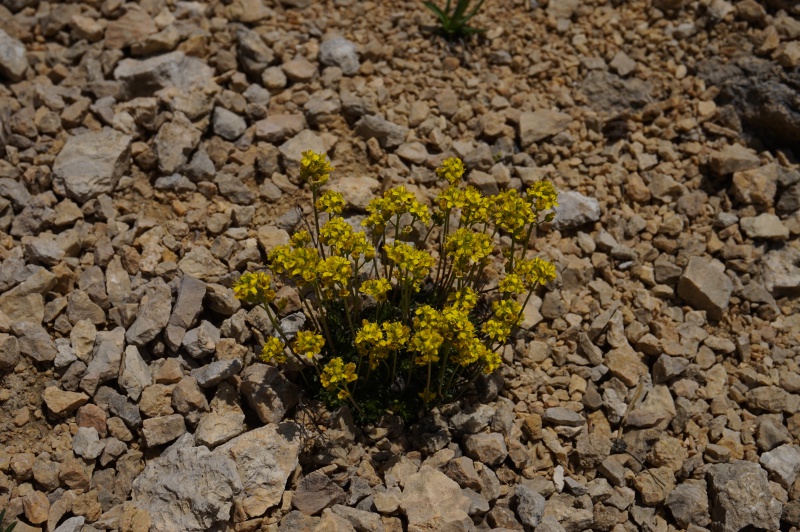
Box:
[233,150,558,422]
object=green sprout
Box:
[423,0,487,39]
[0,509,17,532]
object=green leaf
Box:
[463,0,486,21]
[452,0,472,21]
[423,1,450,25]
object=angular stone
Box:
[463,433,508,466]
[0,332,19,371]
[240,363,299,424]
[179,246,229,281]
[762,247,800,296]
[293,470,346,516]
[53,129,132,203]
[213,423,300,519]
[118,345,152,402]
[13,321,56,363]
[319,37,360,75]
[195,383,246,449]
[154,112,202,175]
[399,466,473,532]
[677,257,733,320]
[605,345,647,387]
[707,461,782,532]
[132,434,242,531]
[126,279,172,346]
[72,427,105,459]
[42,386,89,416]
[709,144,761,175]
[78,327,124,395]
[142,414,186,447]
[551,191,601,231]
[514,485,545,528]
[114,51,215,98]
[519,110,571,147]
[0,29,28,81]
[354,114,408,149]
[665,480,710,529]
[759,444,800,489]
[740,213,789,240]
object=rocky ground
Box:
[1,0,800,530]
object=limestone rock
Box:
[706,460,782,532]
[677,257,733,320]
[215,423,301,519]
[399,466,474,532]
[132,434,243,531]
[0,28,28,81]
[551,191,601,231]
[519,110,571,147]
[53,129,132,203]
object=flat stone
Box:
[216,423,301,518]
[319,37,360,75]
[142,414,186,447]
[42,386,89,416]
[53,129,132,203]
[279,129,327,166]
[740,213,789,240]
[762,247,800,296]
[80,327,126,395]
[677,257,733,320]
[126,279,172,346]
[759,444,800,488]
[399,466,474,532]
[709,144,761,175]
[543,407,584,427]
[119,345,152,401]
[255,113,306,143]
[551,191,601,231]
[0,28,28,81]
[519,110,571,147]
[114,51,215,98]
[354,114,408,149]
[195,383,246,449]
[292,470,346,515]
[191,358,243,388]
[132,434,243,531]
[706,461,782,532]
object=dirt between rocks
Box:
[1,0,800,531]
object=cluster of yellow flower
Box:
[233,272,276,305]
[300,150,333,186]
[384,242,435,291]
[363,185,431,233]
[355,320,410,369]
[320,357,357,400]
[232,150,561,414]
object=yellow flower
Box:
[482,319,512,342]
[363,186,431,233]
[320,357,357,390]
[319,218,375,260]
[461,187,491,225]
[436,157,465,185]
[449,287,478,311]
[515,257,557,287]
[419,389,437,403]
[445,228,493,273]
[492,299,522,327]
[269,245,321,285]
[381,321,409,351]
[293,331,325,359]
[316,190,345,214]
[436,186,465,211]
[498,273,525,295]
[355,320,383,355]
[527,180,559,212]
[385,242,434,291]
[409,305,444,365]
[480,348,502,374]
[291,230,312,248]
[359,278,392,302]
[492,189,535,239]
[317,255,352,295]
[300,150,333,186]
[261,337,286,364]
[233,272,276,305]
